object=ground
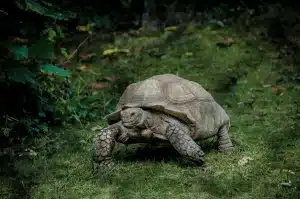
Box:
[1,23,300,199]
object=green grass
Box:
[1,23,300,199]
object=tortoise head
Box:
[120,108,150,128]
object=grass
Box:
[1,22,300,199]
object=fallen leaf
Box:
[79,52,89,59]
[271,85,283,95]
[185,52,193,56]
[263,84,271,87]
[91,102,98,105]
[91,125,103,131]
[134,47,142,55]
[238,156,253,166]
[186,24,196,33]
[60,62,69,68]
[282,169,295,175]
[77,64,87,72]
[12,37,29,44]
[164,26,177,31]
[87,82,108,89]
[76,24,91,32]
[79,52,97,61]
[216,37,234,47]
[79,140,87,144]
[224,37,234,44]
[104,76,120,82]
[25,148,38,156]
[103,48,129,56]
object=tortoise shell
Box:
[106,74,228,137]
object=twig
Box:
[62,35,91,64]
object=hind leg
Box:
[217,123,234,152]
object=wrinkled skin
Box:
[121,107,146,128]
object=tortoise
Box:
[92,74,234,169]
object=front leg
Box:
[165,123,205,165]
[92,122,122,171]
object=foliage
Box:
[1,41,69,136]
[1,0,138,143]
[15,0,77,21]
[1,1,78,143]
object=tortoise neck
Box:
[141,111,154,129]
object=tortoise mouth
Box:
[122,116,144,128]
[122,121,136,128]
[120,108,144,128]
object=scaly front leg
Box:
[166,123,205,166]
[92,122,122,171]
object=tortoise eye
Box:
[130,112,135,116]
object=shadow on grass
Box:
[113,143,216,168]
[113,144,181,164]
[111,136,245,168]
[98,143,254,199]
[0,127,87,199]
[0,153,37,199]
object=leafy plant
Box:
[0,0,77,142]
[15,0,77,21]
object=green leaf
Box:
[60,48,68,58]
[48,29,57,42]
[80,95,98,104]
[7,65,36,84]
[16,0,76,21]
[294,85,300,90]
[10,45,28,60]
[29,39,54,60]
[38,111,46,117]
[40,64,70,77]
[55,25,65,38]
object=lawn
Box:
[1,23,300,199]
